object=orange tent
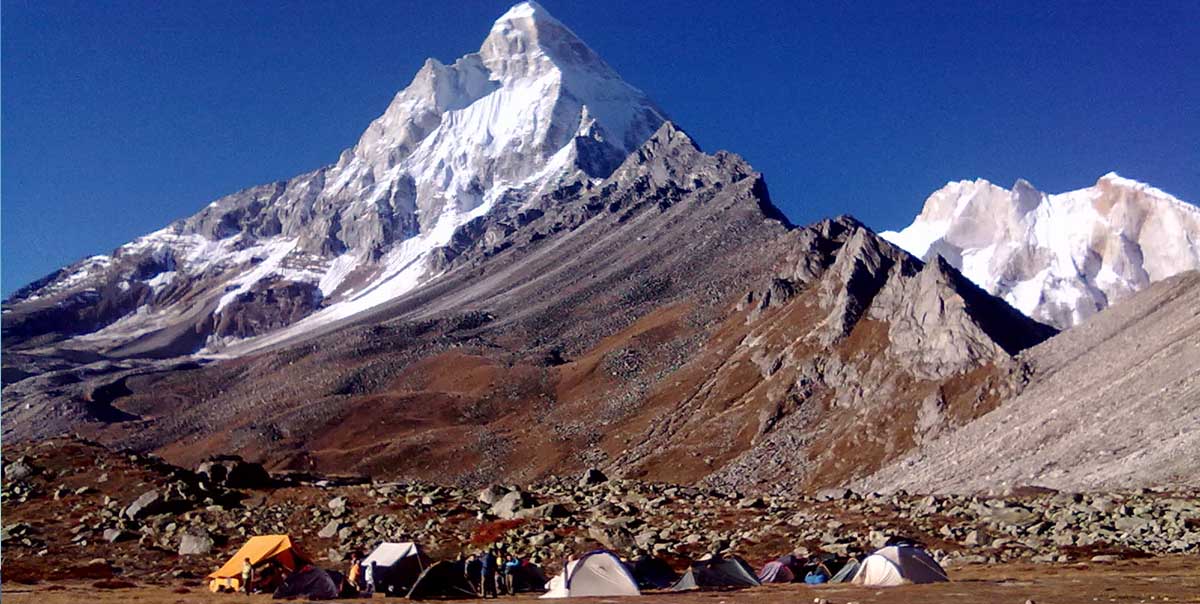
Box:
[208,534,307,592]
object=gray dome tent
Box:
[670,556,760,591]
[272,565,341,600]
[631,555,678,589]
[406,560,478,599]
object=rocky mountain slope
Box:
[3,2,1062,496]
[859,270,1200,494]
[883,174,1200,329]
[2,1,665,357]
[0,122,1053,493]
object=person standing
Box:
[465,554,482,595]
[481,549,498,598]
[347,553,364,593]
[364,560,376,595]
[241,557,253,594]
[503,554,521,594]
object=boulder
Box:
[516,503,568,520]
[982,505,1040,528]
[588,525,636,551]
[62,559,115,580]
[103,528,134,543]
[124,490,165,520]
[329,496,348,518]
[178,531,214,556]
[1114,517,1151,533]
[490,490,536,520]
[579,468,608,487]
[477,485,507,505]
[4,459,36,482]
[737,496,765,509]
[318,519,343,539]
[225,460,272,489]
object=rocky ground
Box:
[4,438,1198,599]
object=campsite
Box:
[3,557,1199,603]
[2,438,1198,603]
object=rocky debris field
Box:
[3,438,1198,593]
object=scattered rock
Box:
[123,490,164,520]
[328,496,349,518]
[178,531,214,556]
[477,485,507,505]
[318,519,343,539]
[579,468,609,487]
[5,460,37,481]
[103,529,133,543]
[490,490,536,520]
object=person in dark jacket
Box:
[481,549,499,598]
[465,554,483,594]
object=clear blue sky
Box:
[4,0,1199,295]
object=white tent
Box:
[541,550,641,599]
[852,545,948,587]
[363,542,420,568]
[362,541,428,595]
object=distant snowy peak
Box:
[4,1,667,356]
[347,0,663,182]
[883,173,1200,329]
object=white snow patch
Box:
[881,219,948,260]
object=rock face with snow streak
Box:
[882,174,1200,329]
[2,1,664,355]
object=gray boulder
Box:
[982,505,1040,528]
[490,490,536,520]
[328,496,349,518]
[124,490,164,520]
[579,468,608,487]
[179,531,214,556]
[318,519,343,539]
[589,525,636,551]
[103,528,134,543]
[4,459,36,482]
[477,485,506,505]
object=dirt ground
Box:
[3,557,1198,604]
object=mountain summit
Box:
[883,173,1200,329]
[3,1,665,356]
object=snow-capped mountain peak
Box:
[482,1,604,75]
[3,1,666,357]
[884,173,1200,329]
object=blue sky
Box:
[4,0,1198,295]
